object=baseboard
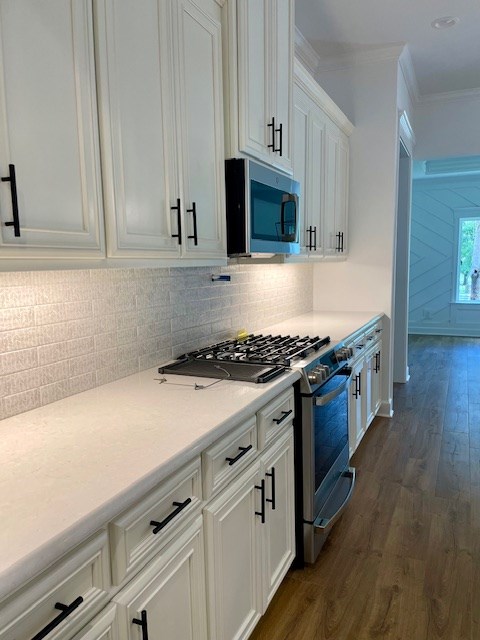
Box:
[409,325,480,337]
[377,399,394,418]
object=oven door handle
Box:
[314,372,352,406]
[313,468,356,532]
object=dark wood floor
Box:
[251,335,480,640]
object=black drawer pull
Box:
[2,163,20,237]
[266,466,276,510]
[306,226,313,250]
[255,478,266,523]
[272,409,292,425]
[31,597,83,640]
[150,497,192,534]
[171,198,182,245]
[312,226,317,250]
[132,610,149,640]
[275,122,283,156]
[225,444,252,466]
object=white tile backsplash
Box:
[0,263,313,421]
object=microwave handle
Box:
[280,193,299,237]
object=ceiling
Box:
[295,0,480,97]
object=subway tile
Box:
[0,271,33,287]
[3,388,41,418]
[37,342,68,366]
[0,348,38,376]
[68,372,96,395]
[0,307,35,331]
[39,361,70,386]
[94,332,117,352]
[0,368,41,397]
[0,287,35,308]
[0,327,39,352]
[69,353,96,378]
[40,380,71,407]
[66,336,95,358]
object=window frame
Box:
[453,207,480,304]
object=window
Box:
[456,214,480,302]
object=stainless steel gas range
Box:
[159,333,356,565]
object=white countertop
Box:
[0,310,382,602]
[261,310,383,344]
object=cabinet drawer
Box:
[202,417,257,498]
[109,458,202,586]
[71,603,118,640]
[257,388,295,450]
[0,531,110,640]
[364,320,383,346]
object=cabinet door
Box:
[95,0,179,257]
[114,518,208,640]
[173,0,226,257]
[372,344,382,415]
[348,359,364,456]
[324,126,349,258]
[292,88,310,255]
[306,109,326,255]
[236,0,270,163]
[364,349,375,428]
[269,0,293,172]
[260,429,295,610]
[204,463,263,640]
[0,0,104,256]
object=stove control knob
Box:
[320,364,331,377]
[307,367,324,384]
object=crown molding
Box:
[417,87,480,104]
[294,27,320,76]
[315,44,405,73]
[398,46,420,105]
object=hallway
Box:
[250,335,480,639]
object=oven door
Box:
[302,367,356,562]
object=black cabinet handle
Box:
[31,597,83,640]
[340,231,344,252]
[187,202,198,245]
[225,444,252,466]
[375,351,381,373]
[255,478,266,523]
[150,497,192,534]
[171,198,182,245]
[267,116,276,150]
[352,374,359,399]
[357,373,361,396]
[272,409,292,425]
[2,163,20,237]
[275,122,283,156]
[132,610,149,640]
[266,467,276,510]
[306,226,312,250]
[335,231,341,253]
[312,226,317,250]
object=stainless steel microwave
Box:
[225,158,300,256]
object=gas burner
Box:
[177,334,331,369]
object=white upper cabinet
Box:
[224,0,294,173]
[324,125,349,258]
[291,60,353,261]
[96,0,226,260]
[0,0,105,258]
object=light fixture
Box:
[431,16,459,29]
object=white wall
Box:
[414,92,480,160]
[313,57,401,415]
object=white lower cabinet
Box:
[348,324,383,457]
[113,517,208,640]
[1,389,296,640]
[204,428,295,640]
